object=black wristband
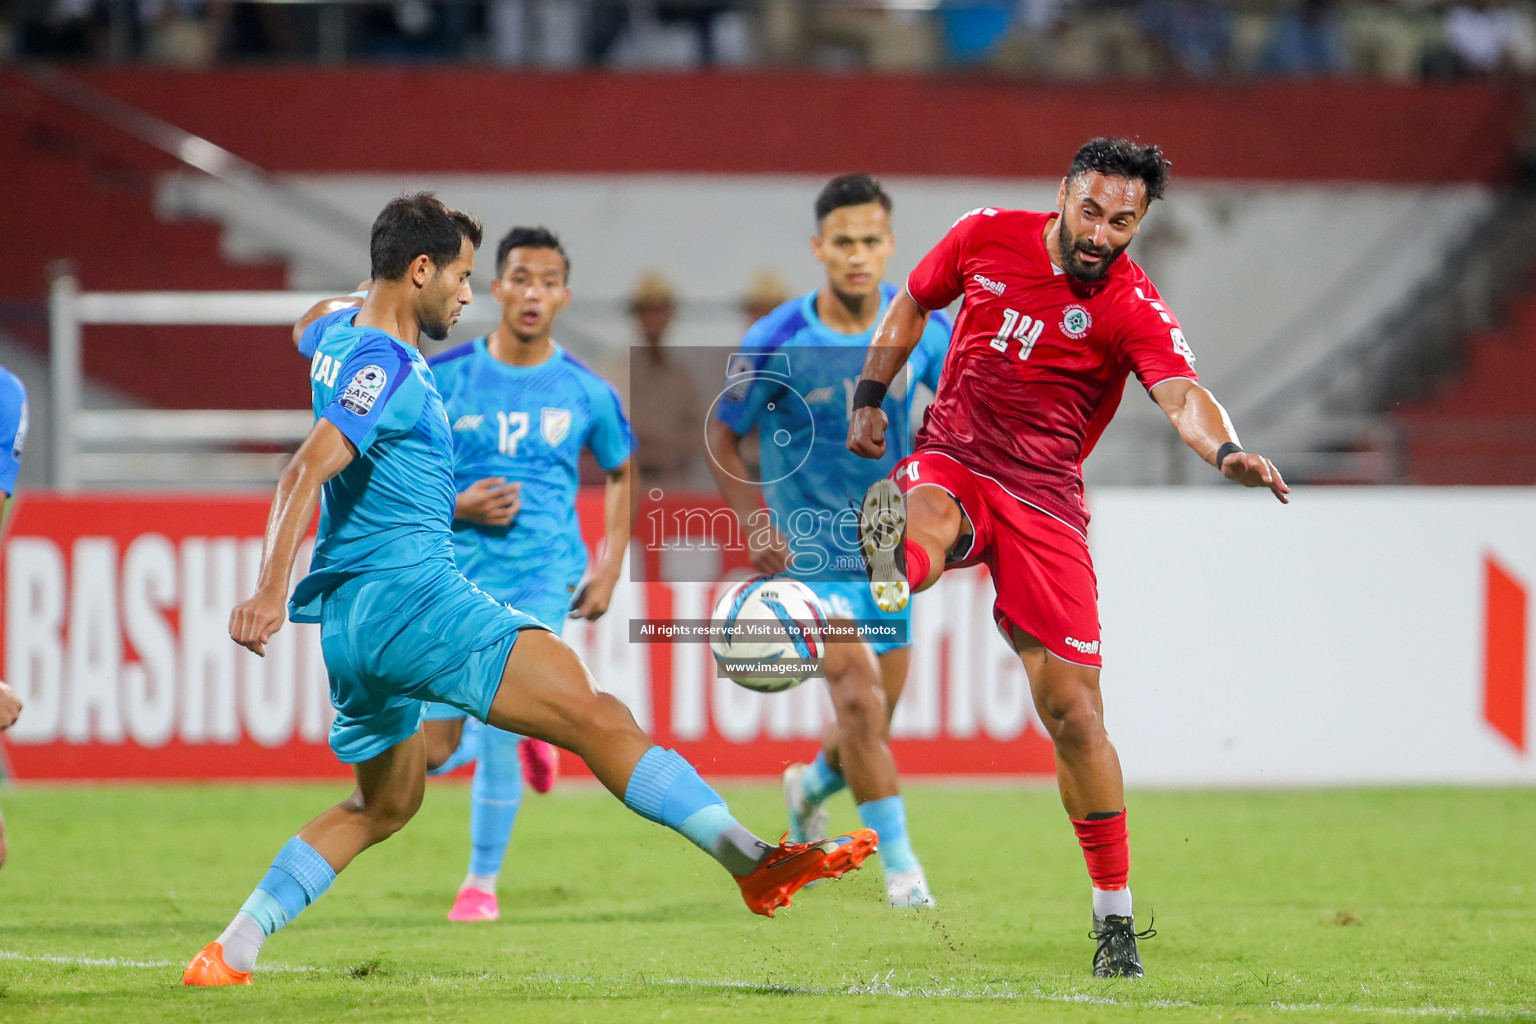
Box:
[1215,442,1244,471]
[852,379,888,411]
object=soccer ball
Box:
[709,576,827,693]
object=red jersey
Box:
[906,207,1198,534]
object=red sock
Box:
[1071,810,1130,890]
[903,540,931,588]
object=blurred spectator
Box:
[1343,0,1440,81]
[740,269,790,327]
[1442,0,1536,74]
[606,271,704,491]
[938,0,1016,65]
[1259,0,1344,75]
[490,0,587,66]
[802,3,940,70]
[1138,0,1234,76]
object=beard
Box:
[1057,218,1127,283]
[418,302,455,341]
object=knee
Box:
[358,785,423,842]
[830,681,888,738]
[422,721,463,772]
[1036,692,1105,749]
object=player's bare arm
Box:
[706,417,789,574]
[292,295,366,349]
[847,289,930,459]
[230,419,358,656]
[571,455,635,620]
[455,477,521,526]
[0,679,22,731]
[1150,377,1290,503]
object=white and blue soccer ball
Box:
[709,576,827,693]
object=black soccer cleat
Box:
[1090,914,1154,978]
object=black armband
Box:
[1215,442,1244,471]
[852,379,889,411]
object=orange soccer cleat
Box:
[737,829,878,917]
[181,941,253,987]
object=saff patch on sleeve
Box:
[340,365,387,415]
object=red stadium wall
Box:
[39,70,1524,182]
[0,490,1054,782]
[0,68,1518,415]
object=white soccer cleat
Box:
[782,762,831,845]
[859,478,909,613]
[885,868,937,909]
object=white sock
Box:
[462,872,497,893]
[216,912,267,973]
[1092,887,1133,920]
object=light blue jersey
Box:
[291,309,548,764]
[715,284,951,582]
[0,366,27,497]
[428,337,633,615]
[291,308,457,621]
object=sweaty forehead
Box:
[1068,172,1147,215]
[819,203,891,238]
[503,247,566,276]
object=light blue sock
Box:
[858,795,921,876]
[468,727,524,880]
[218,835,338,972]
[624,746,769,876]
[802,750,847,805]
[427,717,481,777]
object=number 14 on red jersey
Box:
[989,308,1045,361]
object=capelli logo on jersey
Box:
[1060,305,1092,340]
[1065,636,1100,655]
[974,274,1007,297]
[452,414,485,431]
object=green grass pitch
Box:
[0,781,1532,1022]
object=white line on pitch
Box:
[0,952,1518,1017]
[0,950,318,973]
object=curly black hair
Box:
[1067,138,1172,203]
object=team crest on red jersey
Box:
[1060,305,1092,340]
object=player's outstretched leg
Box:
[447,723,524,922]
[859,479,960,612]
[487,629,877,916]
[183,734,426,986]
[819,636,933,908]
[1012,628,1150,977]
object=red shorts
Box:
[894,450,1102,668]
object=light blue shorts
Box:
[422,589,570,724]
[803,579,910,656]
[319,563,550,764]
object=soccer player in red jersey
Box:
[846,138,1289,978]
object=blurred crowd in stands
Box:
[3,0,1533,78]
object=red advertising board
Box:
[0,492,1054,781]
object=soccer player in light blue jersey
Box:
[183,193,875,987]
[0,365,29,868]
[708,175,952,909]
[420,225,636,923]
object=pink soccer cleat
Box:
[447,886,499,922]
[519,738,560,794]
